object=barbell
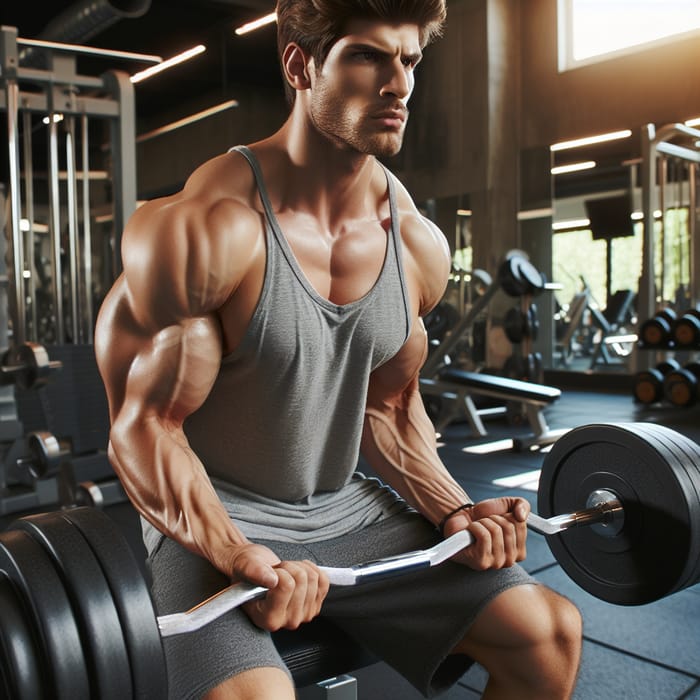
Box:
[1,422,700,698]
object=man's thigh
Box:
[148,536,293,700]
[304,512,538,698]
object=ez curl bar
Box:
[158,490,624,637]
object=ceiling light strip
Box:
[552,218,590,231]
[551,160,596,175]
[131,44,206,83]
[550,129,632,152]
[235,12,278,36]
[18,36,161,64]
[136,100,239,143]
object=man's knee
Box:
[457,584,582,696]
[540,588,583,664]
[203,666,295,700]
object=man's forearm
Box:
[361,391,472,528]
[109,415,248,575]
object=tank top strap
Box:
[229,145,277,222]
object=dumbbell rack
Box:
[634,307,700,408]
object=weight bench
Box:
[420,368,566,451]
[277,619,377,698]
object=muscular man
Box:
[96,1,582,697]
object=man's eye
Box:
[355,51,379,61]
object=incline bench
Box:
[420,368,566,451]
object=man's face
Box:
[307,19,423,157]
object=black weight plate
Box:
[0,529,90,698]
[625,423,700,594]
[61,508,166,699]
[538,423,694,605]
[635,424,700,592]
[516,258,545,295]
[0,572,44,700]
[498,257,525,297]
[14,512,132,700]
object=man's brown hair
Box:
[276,0,447,104]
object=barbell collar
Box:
[527,490,623,536]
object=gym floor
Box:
[351,383,700,699]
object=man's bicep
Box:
[122,316,222,424]
[96,280,222,428]
[365,324,428,410]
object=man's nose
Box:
[379,61,412,100]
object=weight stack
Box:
[13,345,110,456]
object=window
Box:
[558,0,700,71]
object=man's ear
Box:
[282,43,313,91]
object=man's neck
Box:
[264,111,381,228]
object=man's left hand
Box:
[443,497,529,570]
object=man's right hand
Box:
[231,543,330,631]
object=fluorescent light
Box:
[235,12,277,36]
[685,117,700,127]
[518,208,554,220]
[632,210,663,220]
[551,160,596,175]
[136,99,239,143]
[553,218,590,231]
[456,209,472,216]
[550,129,632,152]
[130,44,206,83]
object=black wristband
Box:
[438,502,474,536]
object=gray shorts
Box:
[149,510,535,699]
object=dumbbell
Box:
[503,305,539,344]
[15,432,70,480]
[672,309,700,348]
[633,359,681,404]
[0,342,62,390]
[663,362,700,407]
[497,254,545,297]
[638,308,677,348]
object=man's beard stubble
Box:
[309,83,406,158]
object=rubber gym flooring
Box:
[351,384,700,699]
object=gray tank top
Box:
[174,146,413,544]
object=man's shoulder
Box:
[127,150,262,250]
[120,150,265,315]
[381,170,450,314]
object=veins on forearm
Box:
[363,395,468,523]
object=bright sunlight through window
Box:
[559,0,700,70]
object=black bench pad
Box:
[438,368,560,404]
[275,617,377,688]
